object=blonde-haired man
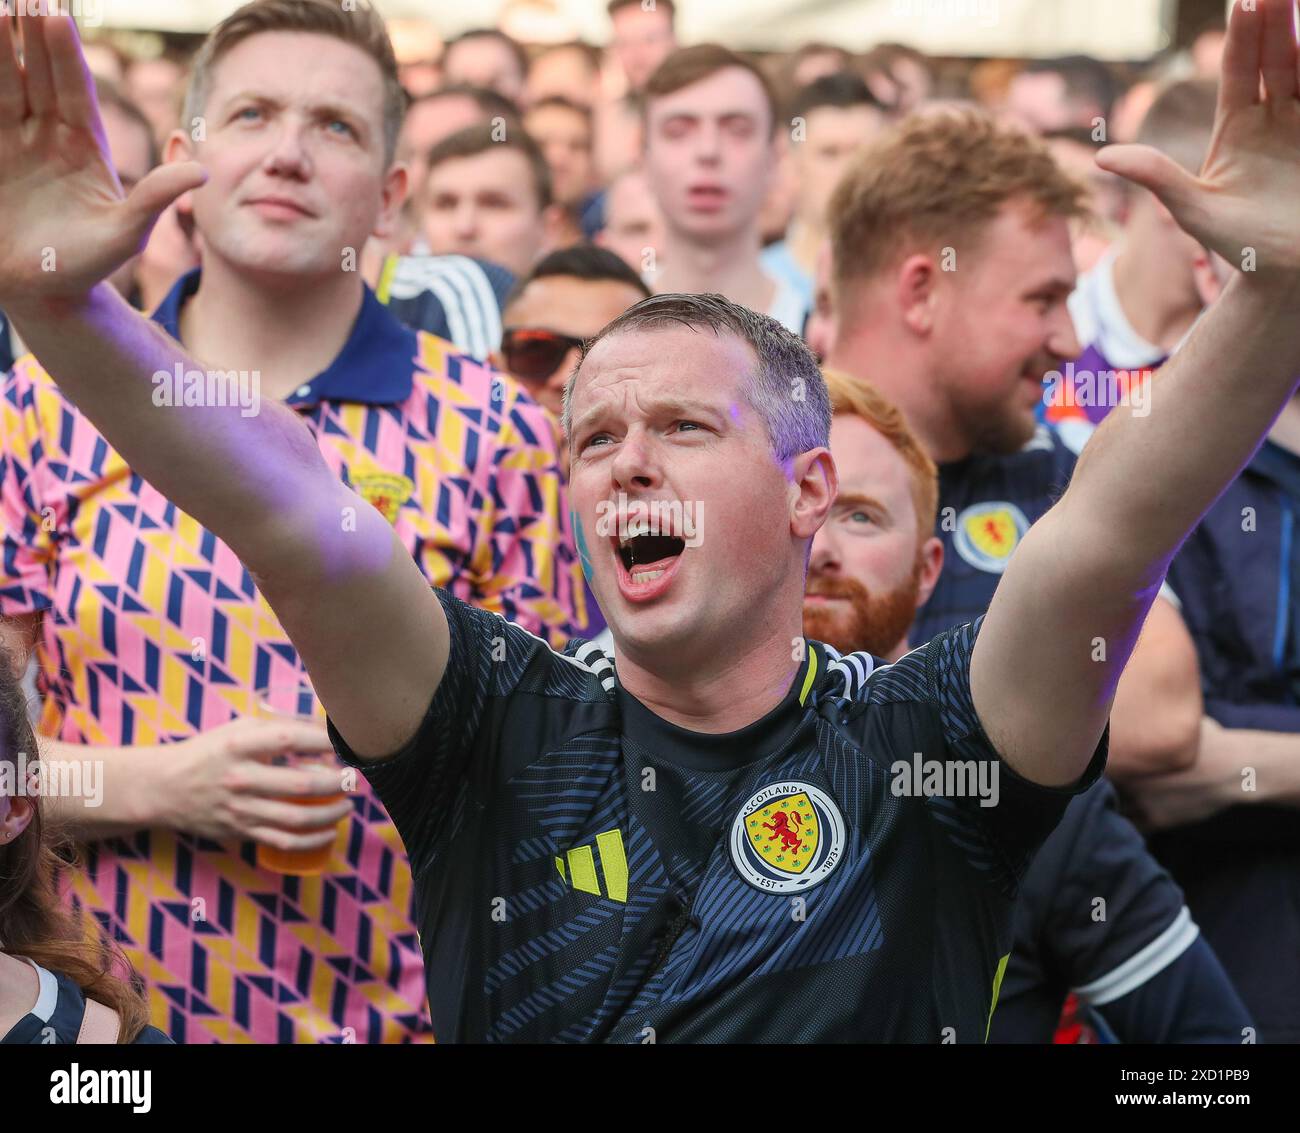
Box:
[825,107,1206,785]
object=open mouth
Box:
[617,533,686,583]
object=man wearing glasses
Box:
[495,245,651,420]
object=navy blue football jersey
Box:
[327,588,1106,1043]
[991,779,1249,1043]
[913,424,1078,646]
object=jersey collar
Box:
[615,643,822,771]
[150,268,417,408]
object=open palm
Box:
[1098,0,1300,279]
[0,14,204,307]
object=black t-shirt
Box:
[328,590,1106,1043]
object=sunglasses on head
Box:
[500,328,587,386]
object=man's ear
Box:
[163,129,201,216]
[896,253,939,337]
[790,447,837,541]
[373,162,410,241]
[915,535,944,607]
[1191,248,1221,308]
[163,128,194,164]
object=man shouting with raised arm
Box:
[3,2,1298,1042]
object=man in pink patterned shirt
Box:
[0,0,580,1043]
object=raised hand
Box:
[0,14,205,310]
[1097,0,1300,281]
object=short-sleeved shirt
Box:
[991,779,1199,1042]
[1167,439,1300,720]
[912,424,1078,645]
[328,589,1105,1043]
[1,959,173,1044]
[0,270,582,1043]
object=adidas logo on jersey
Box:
[555,829,628,903]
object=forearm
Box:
[35,737,175,840]
[7,283,336,574]
[1066,274,1300,586]
[1199,717,1300,807]
[1124,716,1300,830]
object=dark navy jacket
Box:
[912,424,1078,646]
[378,254,514,362]
[993,780,1250,1043]
[1167,439,1300,725]
[1154,436,1300,1042]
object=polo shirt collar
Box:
[151,268,416,407]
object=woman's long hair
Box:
[0,640,151,1043]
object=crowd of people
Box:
[0,0,1297,1048]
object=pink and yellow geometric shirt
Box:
[0,271,585,1043]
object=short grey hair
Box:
[561,292,831,463]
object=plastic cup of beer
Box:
[252,679,348,876]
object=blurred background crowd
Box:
[16,0,1232,374]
